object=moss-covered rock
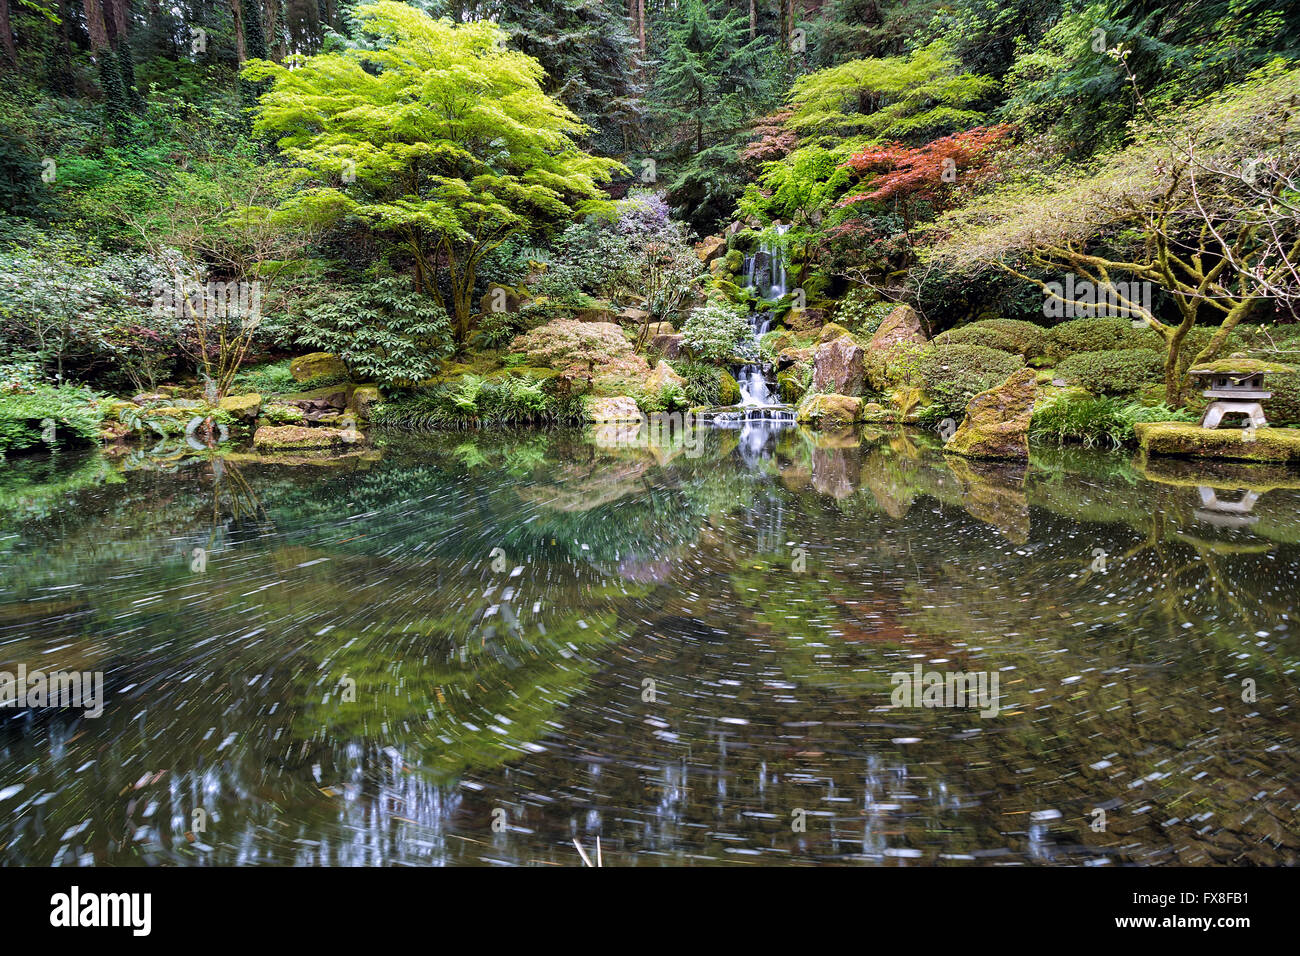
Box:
[812,334,865,395]
[253,425,364,450]
[585,396,643,423]
[796,393,863,427]
[290,352,348,382]
[816,321,852,344]
[945,367,1037,459]
[776,368,806,405]
[261,403,305,426]
[1135,421,1300,461]
[718,370,741,405]
[347,385,383,422]
[218,393,262,423]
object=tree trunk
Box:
[636,0,645,56]
[230,0,246,61]
[0,0,17,71]
[749,0,756,40]
[83,0,110,50]
[104,0,128,44]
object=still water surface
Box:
[1,423,1297,865]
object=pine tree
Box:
[651,0,774,230]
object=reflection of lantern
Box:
[1193,486,1261,529]
[1188,361,1281,429]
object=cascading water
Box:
[734,224,793,423]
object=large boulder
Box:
[695,235,727,265]
[796,393,863,427]
[944,367,1037,459]
[618,307,650,326]
[254,425,364,450]
[585,396,643,423]
[812,335,865,396]
[290,352,347,382]
[868,304,927,352]
[480,284,526,315]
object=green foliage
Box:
[788,42,996,145]
[0,381,104,455]
[1030,394,1195,448]
[371,374,585,429]
[833,289,894,338]
[934,318,1049,358]
[1056,347,1165,395]
[917,343,1024,417]
[509,318,644,377]
[681,301,754,364]
[672,361,737,406]
[298,277,452,386]
[1046,317,1160,359]
[243,2,624,343]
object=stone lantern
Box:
[1188,357,1293,429]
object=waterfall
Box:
[733,224,794,415]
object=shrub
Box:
[476,304,550,351]
[1056,348,1164,395]
[1031,394,1195,448]
[509,319,649,389]
[916,344,1024,418]
[297,277,453,386]
[934,318,1048,359]
[1265,371,1300,427]
[1046,317,1160,359]
[681,301,754,364]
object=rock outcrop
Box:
[944,367,1037,459]
[812,334,865,395]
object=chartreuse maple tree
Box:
[241,1,625,346]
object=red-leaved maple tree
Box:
[838,124,1014,211]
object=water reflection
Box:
[0,425,1297,865]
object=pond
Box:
[1,422,1297,866]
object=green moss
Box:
[1136,421,1300,461]
[796,392,863,426]
[916,344,1024,418]
[1189,357,1295,375]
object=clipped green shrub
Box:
[1031,394,1195,448]
[935,318,1048,359]
[1046,317,1160,359]
[1056,348,1164,395]
[1265,371,1300,427]
[917,344,1024,418]
[297,277,453,386]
